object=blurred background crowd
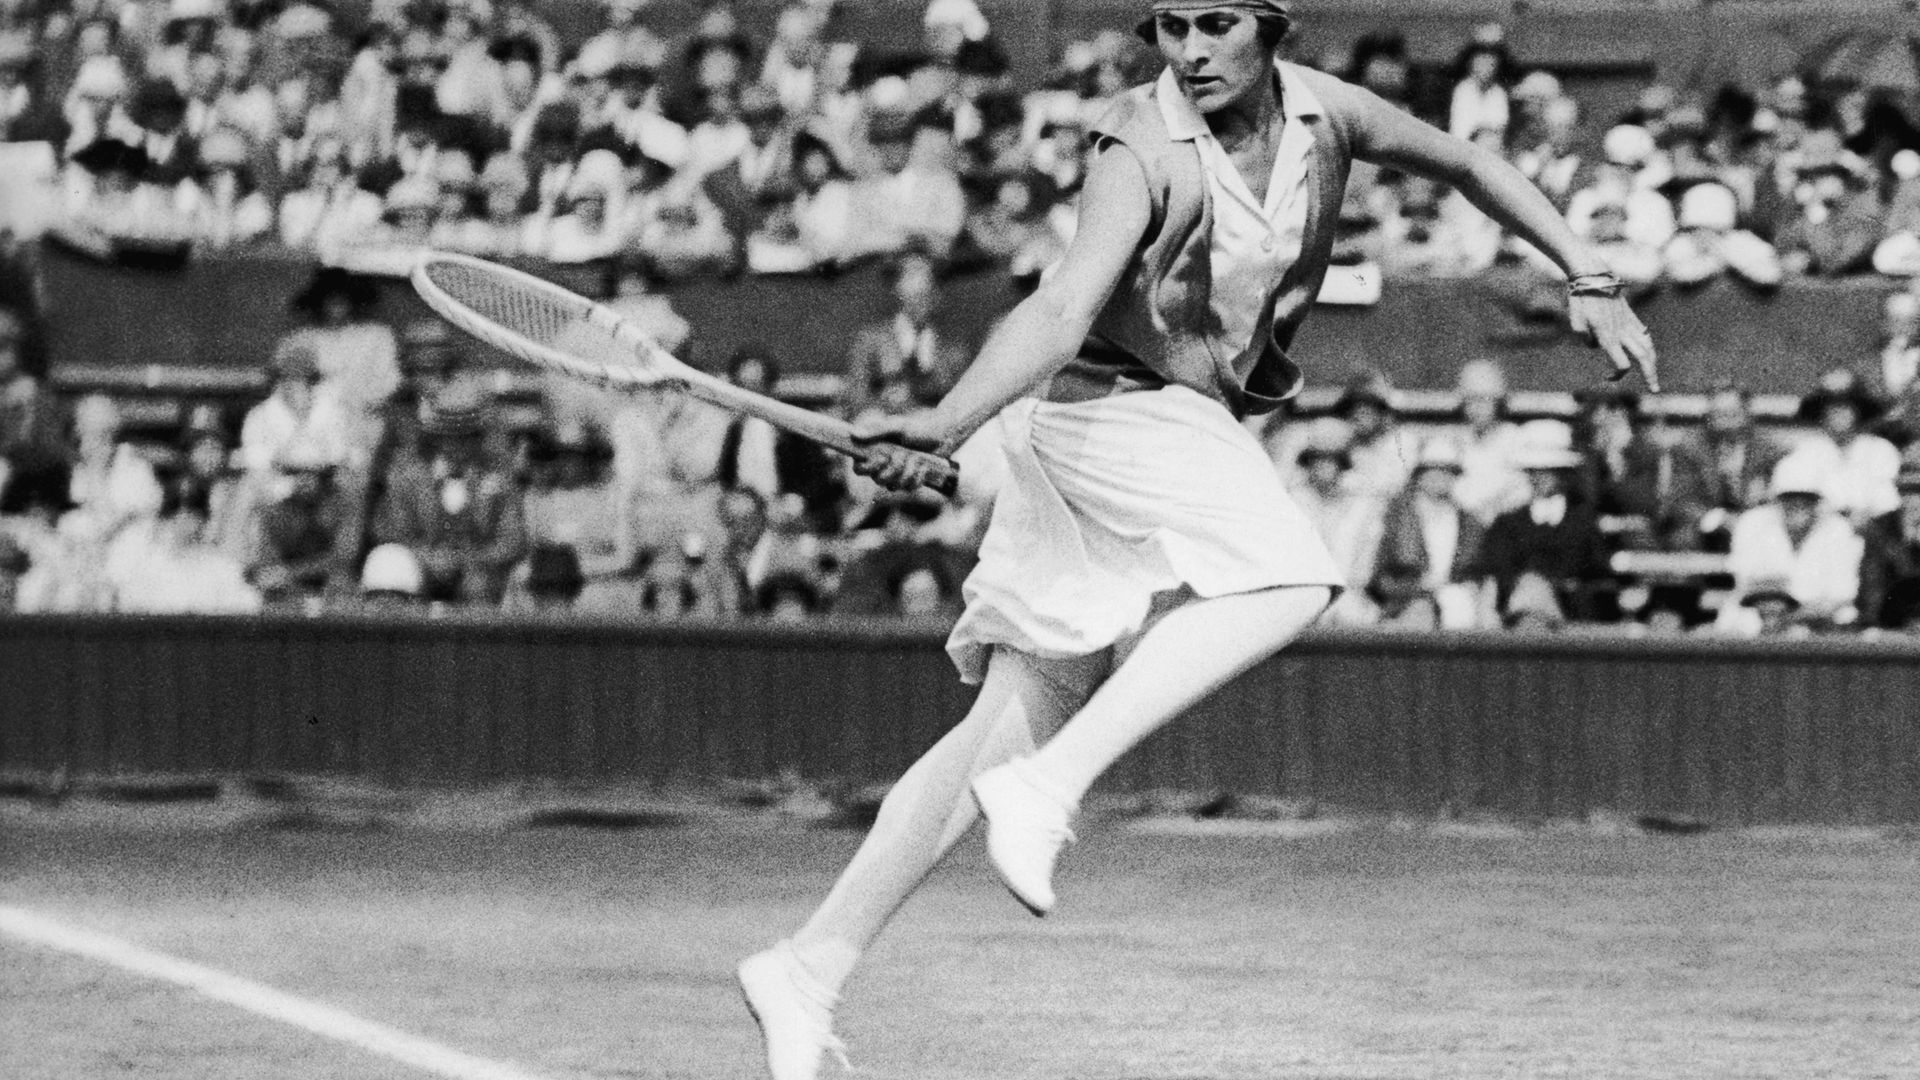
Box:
[3,0,1920,634]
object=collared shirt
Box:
[1155,61,1321,373]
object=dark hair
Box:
[1452,41,1515,86]
[1254,13,1291,49]
[755,571,822,614]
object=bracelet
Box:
[1567,271,1626,299]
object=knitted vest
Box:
[1053,63,1360,418]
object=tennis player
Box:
[738,4,1658,1077]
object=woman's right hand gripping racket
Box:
[410,252,960,497]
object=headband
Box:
[1138,1,1293,42]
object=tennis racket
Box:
[410,252,960,496]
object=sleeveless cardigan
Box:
[1050,63,1371,418]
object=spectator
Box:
[356,540,428,611]
[178,124,274,246]
[1286,417,1383,626]
[285,267,400,468]
[248,432,357,604]
[1368,438,1489,630]
[0,306,67,517]
[834,491,961,617]
[1480,419,1614,624]
[1720,454,1862,630]
[1864,287,1920,447]
[1776,135,1884,277]
[1661,178,1782,289]
[524,419,628,579]
[442,151,532,255]
[1446,28,1513,143]
[756,567,825,621]
[710,483,768,614]
[64,393,161,541]
[370,377,526,604]
[1450,358,1529,524]
[714,347,839,515]
[843,250,971,413]
[1566,125,1675,255]
[1775,368,1901,526]
[178,403,252,562]
[239,337,352,479]
[962,171,1065,276]
[1679,384,1788,550]
[1572,188,1663,288]
[1857,451,1920,631]
[1574,384,1710,552]
[1334,371,1418,500]
[538,147,627,263]
[1724,579,1807,638]
[702,83,798,252]
[105,473,260,613]
[277,140,385,251]
[0,30,63,144]
[862,107,967,260]
[515,542,586,612]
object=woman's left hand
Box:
[1570,294,1660,393]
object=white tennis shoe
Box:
[971,760,1077,916]
[738,941,850,1080]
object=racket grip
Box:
[859,443,961,498]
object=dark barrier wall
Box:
[38,246,1894,397]
[4,615,1919,824]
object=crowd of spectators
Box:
[5,2,1920,633]
[1257,287,1920,637]
[1,3,1918,285]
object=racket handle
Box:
[859,443,961,497]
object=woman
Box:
[737,5,1657,1079]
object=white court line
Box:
[0,904,564,1080]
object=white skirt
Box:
[947,385,1345,684]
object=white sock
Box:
[785,649,1104,997]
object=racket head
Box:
[410,253,686,391]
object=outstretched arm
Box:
[1351,92,1660,391]
[851,143,1154,487]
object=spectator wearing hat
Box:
[864,107,968,260]
[1862,288,1920,448]
[238,337,353,480]
[61,54,131,161]
[1480,419,1614,623]
[843,250,973,414]
[278,141,386,251]
[596,34,692,173]
[439,151,531,255]
[834,489,966,618]
[356,541,428,611]
[702,84,799,253]
[1565,125,1675,255]
[1676,384,1789,550]
[1368,437,1490,629]
[525,419,629,580]
[370,376,526,604]
[1336,371,1419,500]
[1776,134,1885,277]
[1717,579,1806,638]
[1661,178,1782,289]
[1774,368,1901,526]
[1857,449,1920,631]
[373,170,441,245]
[285,267,400,471]
[126,78,198,187]
[178,123,274,246]
[1719,454,1863,630]
[1574,384,1712,552]
[1286,416,1384,625]
[247,430,359,604]
[176,403,253,562]
[1450,358,1530,525]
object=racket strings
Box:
[423,261,633,371]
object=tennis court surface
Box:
[4,794,1918,1080]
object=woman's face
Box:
[1153,8,1272,116]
